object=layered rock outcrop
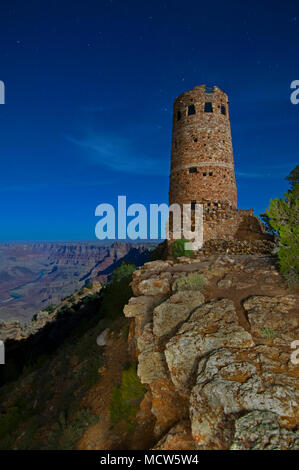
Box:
[124,255,299,450]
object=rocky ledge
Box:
[124,255,299,450]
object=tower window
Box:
[177,110,181,121]
[213,202,218,207]
[204,102,213,113]
[193,137,198,142]
[188,104,196,115]
[189,167,197,174]
[191,200,196,211]
[209,172,213,176]
[203,172,207,176]
[221,105,226,115]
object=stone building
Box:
[169,84,269,242]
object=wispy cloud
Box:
[236,162,296,179]
[66,133,168,176]
[236,171,274,179]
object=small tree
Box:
[111,262,135,283]
[259,212,278,235]
[285,165,299,192]
[100,262,136,321]
[264,166,299,283]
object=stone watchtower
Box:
[169,85,267,242]
[169,84,237,211]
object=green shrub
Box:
[261,327,280,341]
[48,408,98,450]
[44,305,55,314]
[100,263,135,321]
[172,238,195,259]
[172,272,206,292]
[111,262,136,283]
[110,364,145,432]
[58,408,98,450]
[121,323,130,340]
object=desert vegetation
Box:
[262,165,299,284]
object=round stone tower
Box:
[169,85,237,211]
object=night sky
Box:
[0,0,298,241]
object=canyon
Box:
[0,241,154,325]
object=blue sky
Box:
[0,0,298,241]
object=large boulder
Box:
[190,345,299,449]
[153,291,205,338]
[243,295,299,340]
[96,328,110,346]
[137,323,168,385]
[124,295,167,336]
[165,299,254,391]
[138,350,168,384]
[136,274,172,296]
[230,410,299,450]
